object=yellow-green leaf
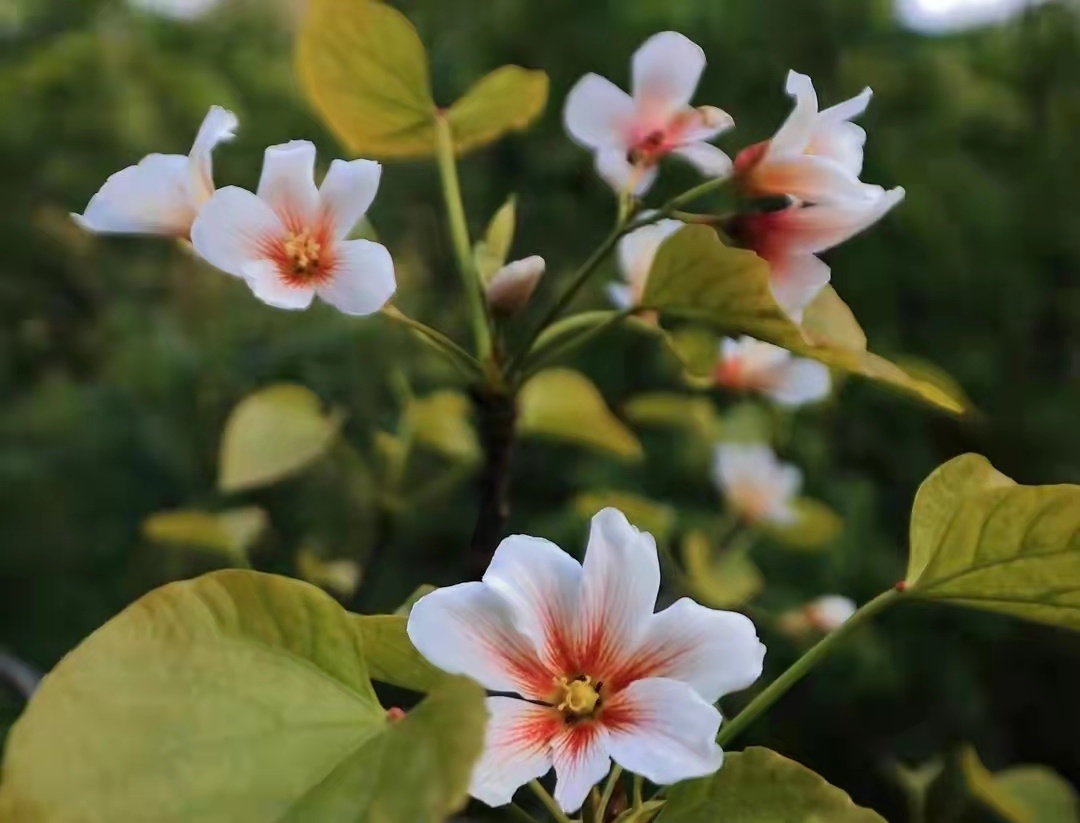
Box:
[0,571,487,822]
[475,195,517,282]
[574,491,676,543]
[715,402,773,444]
[801,285,867,351]
[658,747,886,822]
[395,584,437,617]
[406,390,481,464]
[518,369,643,461]
[962,746,1080,823]
[762,498,843,551]
[614,800,665,822]
[219,384,343,493]
[352,613,447,693]
[905,454,1080,630]
[296,547,362,597]
[142,507,267,561]
[681,530,764,609]
[446,65,549,155]
[624,393,721,441]
[297,0,436,158]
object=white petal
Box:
[257,140,320,224]
[579,508,660,674]
[319,158,382,239]
[768,253,831,321]
[605,677,725,785]
[776,187,906,254]
[551,724,612,814]
[241,260,315,311]
[809,121,867,177]
[606,283,635,310]
[767,359,832,407]
[74,154,195,237]
[595,147,657,196]
[678,106,736,143]
[672,142,733,178]
[808,595,857,630]
[713,444,802,524]
[767,70,820,158]
[632,32,706,112]
[316,239,395,316]
[629,599,766,702]
[752,155,868,204]
[617,219,685,299]
[406,582,553,699]
[470,697,558,808]
[187,105,238,207]
[189,186,284,277]
[563,74,635,150]
[483,534,583,675]
[819,86,872,125]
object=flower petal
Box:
[318,158,382,239]
[771,186,907,254]
[316,239,395,316]
[551,723,611,814]
[604,677,724,785]
[187,105,238,207]
[564,74,635,150]
[632,31,706,112]
[579,508,660,677]
[768,359,831,406]
[819,86,873,125]
[256,140,320,226]
[624,599,766,701]
[407,582,554,698]
[595,147,657,196]
[751,155,867,204]
[768,252,831,321]
[677,106,735,143]
[606,283,635,310]
[672,142,733,178]
[808,121,867,177]
[74,154,195,237]
[241,260,315,311]
[616,219,685,300]
[470,697,559,808]
[189,185,284,277]
[483,535,583,676]
[768,70,820,158]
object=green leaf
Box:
[641,225,970,415]
[142,507,267,561]
[664,325,722,386]
[0,571,487,822]
[475,195,517,282]
[801,286,867,351]
[624,392,720,441]
[715,402,773,444]
[962,746,1080,823]
[762,498,843,551]
[614,800,665,822]
[518,369,644,462]
[574,491,676,543]
[447,65,549,155]
[681,530,764,609]
[218,384,343,493]
[297,0,436,158]
[296,547,362,597]
[905,454,1080,631]
[406,390,481,464]
[658,747,887,822]
[352,613,447,693]
[395,585,438,617]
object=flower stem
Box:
[530,780,575,823]
[380,305,483,380]
[510,803,543,823]
[596,765,623,821]
[632,774,644,808]
[468,386,519,575]
[716,588,903,748]
[433,112,492,362]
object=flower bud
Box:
[485,256,545,317]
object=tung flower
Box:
[715,337,830,407]
[780,595,857,636]
[190,141,395,315]
[486,256,546,317]
[713,444,801,526]
[407,508,765,813]
[564,32,734,195]
[74,106,238,239]
[609,218,684,309]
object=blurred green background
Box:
[1,0,1079,819]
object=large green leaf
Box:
[218,384,343,493]
[446,65,549,155]
[962,746,1080,823]
[352,613,447,693]
[640,225,969,415]
[658,747,886,822]
[905,454,1080,631]
[0,571,486,822]
[518,369,644,461]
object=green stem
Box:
[515,309,635,384]
[716,588,902,748]
[596,765,624,821]
[434,112,492,361]
[530,780,575,823]
[632,774,644,809]
[380,305,483,380]
[664,175,731,213]
[510,803,543,823]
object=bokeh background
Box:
[2,0,1079,819]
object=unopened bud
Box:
[485,256,545,317]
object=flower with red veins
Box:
[734,186,906,320]
[713,444,801,526]
[564,32,734,196]
[190,141,395,315]
[609,218,685,309]
[74,106,237,239]
[716,336,830,407]
[734,70,875,204]
[407,508,765,814]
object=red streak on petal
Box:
[257,213,338,290]
[734,141,769,183]
[501,705,563,754]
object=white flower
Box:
[806,595,857,630]
[129,0,224,20]
[407,508,765,814]
[486,256,545,316]
[734,71,874,205]
[190,141,395,315]
[713,444,801,526]
[610,218,684,308]
[715,337,830,407]
[564,32,734,196]
[74,106,238,239]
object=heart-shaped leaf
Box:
[352,613,447,693]
[447,65,549,155]
[681,531,764,609]
[905,454,1080,631]
[962,746,1080,823]
[0,571,487,822]
[406,390,481,464]
[658,747,886,822]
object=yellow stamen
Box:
[283,229,322,275]
[555,676,601,717]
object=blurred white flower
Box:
[780,595,858,636]
[564,32,734,195]
[713,443,801,526]
[190,141,395,315]
[716,337,831,407]
[407,508,765,814]
[74,106,237,239]
[610,218,685,308]
[897,0,1049,34]
[486,256,545,316]
[129,0,226,22]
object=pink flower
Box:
[564,32,734,195]
[713,444,801,526]
[715,336,831,407]
[190,141,395,315]
[407,508,765,813]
